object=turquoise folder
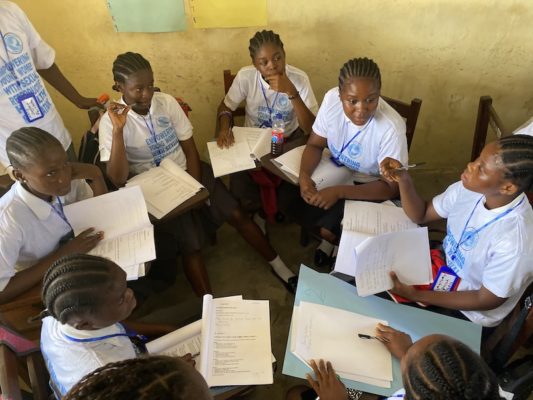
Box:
[282,265,482,397]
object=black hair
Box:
[404,339,503,400]
[41,254,116,324]
[6,127,63,169]
[248,30,284,59]
[63,355,211,400]
[338,57,382,90]
[112,52,152,91]
[499,134,533,192]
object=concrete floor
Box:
[132,168,485,400]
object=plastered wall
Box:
[13,0,533,171]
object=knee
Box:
[320,227,337,243]
[285,385,309,400]
[229,207,249,227]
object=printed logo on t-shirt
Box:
[277,95,290,111]
[329,142,362,171]
[144,125,180,165]
[257,106,291,128]
[156,116,170,128]
[459,227,479,251]
[3,33,23,54]
[347,142,363,159]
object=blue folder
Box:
[282,265,482,397]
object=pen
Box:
[357,333,379,340]
[394,162,426,171]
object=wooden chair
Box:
[0,324,50,400]
[0,169,14,197]
[223,70,246,118]
[0,285,43,341]
[471,96,510,161]
[381,96,422,151]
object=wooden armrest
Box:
[0,285,42,313]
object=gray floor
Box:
[133,169,469,399]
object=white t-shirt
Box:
[0,1,71,167]
[40,317,137,396]
[0,179,92,291]
[433,181,533,327]
[513,116,533,136]
[99,91,193,175]
[223,64,319,135]
[313,87,408,181]
[385,387,513,399]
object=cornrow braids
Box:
[499,134,533,192]
[338,57,381,90]
[63,355,211,400]
[112,52,152,90]
[248,29,284,59]
[404,339,503,400]
[6,127,63,170]
[41,254,115,324]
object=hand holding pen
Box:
[380,157,425,183]
[374,323,413,360]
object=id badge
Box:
[329,155,344,167]
[17,92,44,122]
[431,265,461,292]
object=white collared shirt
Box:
[40,316,136,396]
[513,116,533,136]
[0,179,92,291]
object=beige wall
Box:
[13,0,533,170]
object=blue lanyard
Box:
[0,30,21,88]
[450,195,526,261]
[63,324,148,345]
[51,197,74,232]
[259,73,280,126]
[142,113,162,167]
[332,116,374,161]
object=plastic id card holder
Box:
[17,92,44,122]
[329,155,344,167]
[431,265,461,292]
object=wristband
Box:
[287,92,299,100]
[218,110,233,120]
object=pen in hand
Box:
[357,333,389,342]
[394,162,426,171]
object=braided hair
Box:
[112,52,152,91]
[499,134,533,192]
[404,339,503,400]
[63,355,212,400]
[41,254,116,324]
[248,30,285,59]
[6,127,63,169]
[338,57,381,90]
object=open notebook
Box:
[335,201,432,296]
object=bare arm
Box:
[105,103,131,187]
[38,63,99,109]
[70,162,107,196]
[180,137,202,182]
[299,132,327,202]
[215,100,235,148]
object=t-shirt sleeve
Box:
[377,126,408,166]
[223,70,248,111]
[0,214,23,292]
[73,179,93,202]
[167,96,193,141]
[298,75,319,115]
[312,90,334,138]
[10,2,55,70]
[97,112,114,162]
[432,181,462,218]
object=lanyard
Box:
[450,195,526,261]
[62,324,148,351]
[0,30,21,88]
[332,116,374,161]
[259,73,280,126]
[142,113,162,166]
[51,197,74,232]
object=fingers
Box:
[216,130,234,148]
[108,102,130,116]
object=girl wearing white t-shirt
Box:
[216,30,318,223]
[299,58,407,263]
[99,52,296,295]
[381,135,533,328]
[0,127,106,304]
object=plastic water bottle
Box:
[271,117,285,156]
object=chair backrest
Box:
[223,70,246,117]
[381,95,422,151]
[471,96,510,162]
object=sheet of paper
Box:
[147,319,202,357]
[334,230,372,277]
[189,0,267,28]
[354,228,432,297]
[207,141,256,178]
[200,295,273,386]
[292,301,392,386]
[343,201,419,235]
[107,0,187,32]
[232,126,272,160]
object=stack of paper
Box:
[147,294,273,387]
[270,145,354,189]
[290,301,392,387]
[207,127,272,177]
[335,201,432,296]
[63,186,155,280]
[125,158,204,219]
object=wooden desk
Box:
[259,135,308,184]
[0,174,13,197]
[149,188,210,224]
[0,285,43,341]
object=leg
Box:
[286,385,316,400]
[182,251,212,297]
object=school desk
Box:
[148,187,210,224]
[0,284,42,341]
[260,135,308,184]
[283,265,482,397]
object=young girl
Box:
[295,328,511,400]
[216,30,318,222]
[64,356,211,400]
[40,253,190,397]
[0,127,106,304]
[298,57,407,264]
[98,52,296,294]
[381,135,533,328]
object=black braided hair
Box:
[41,254,116,324]
[248,30,284,59]
[6,127,63,169]
[404,339,503,400]
[338,57,381,90]
[498,134,533,192]
[63,355,212,400]
[112,52,152,91]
